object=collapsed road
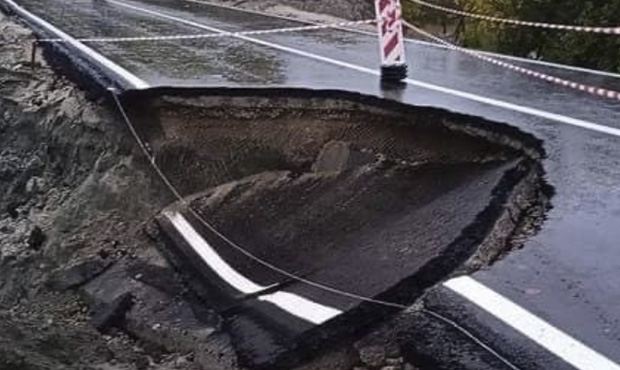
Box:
[122,88,545,367]
[0,0,620,369]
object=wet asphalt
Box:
[9,0,620,367]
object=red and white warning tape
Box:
[38,19,375,43]
[402,20,620,101]
[408,0,620,35]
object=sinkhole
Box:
[120,88,547,369]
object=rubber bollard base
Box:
[381,64,408,83]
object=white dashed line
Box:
[165,211,342,324]
[444,276,620,370]
[165,211,265,294]
[258,291,342,325]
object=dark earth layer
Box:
[0,10,549,370]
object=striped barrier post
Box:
[375,0,408,82]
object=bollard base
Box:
[381,64,408,83]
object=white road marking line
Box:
[185,0,620,79]
[1,0,149,89]
[444,276,620,370]
[259,291,342,325]
[165,211,342,324]
[109,0,620,138]
[166,211,265,294]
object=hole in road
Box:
[121,89,547,368]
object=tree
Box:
[403,0,620,72]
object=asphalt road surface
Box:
[4,0,620,368]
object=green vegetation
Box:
[402,0,620,72]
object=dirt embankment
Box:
[0,13,234,370]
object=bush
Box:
[402,0,620,72]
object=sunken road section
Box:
[120,87,547,369]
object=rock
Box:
[386,344,401,358]
[143,220,160,240]
[98,249,110,259]
[381,366,401,370]
[404,363,419,370]
[91,292,134,332]
[386,357,404,365]
[0,154,20,181]
[313,141,351,173]
[81,105,102,129]
[47,258,113,291]
[174,355,191,367]
[0,224,14,234]
[128,263,181,296]
[25,176,45,194]
[134,355,150,370]
[5,202,18,218]
[312,140,375,173]
[26,225,46,250]
[359,345,387,368]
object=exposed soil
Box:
[0,9,550,370]
[0,13,222,370]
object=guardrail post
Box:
[375,0,408,83]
